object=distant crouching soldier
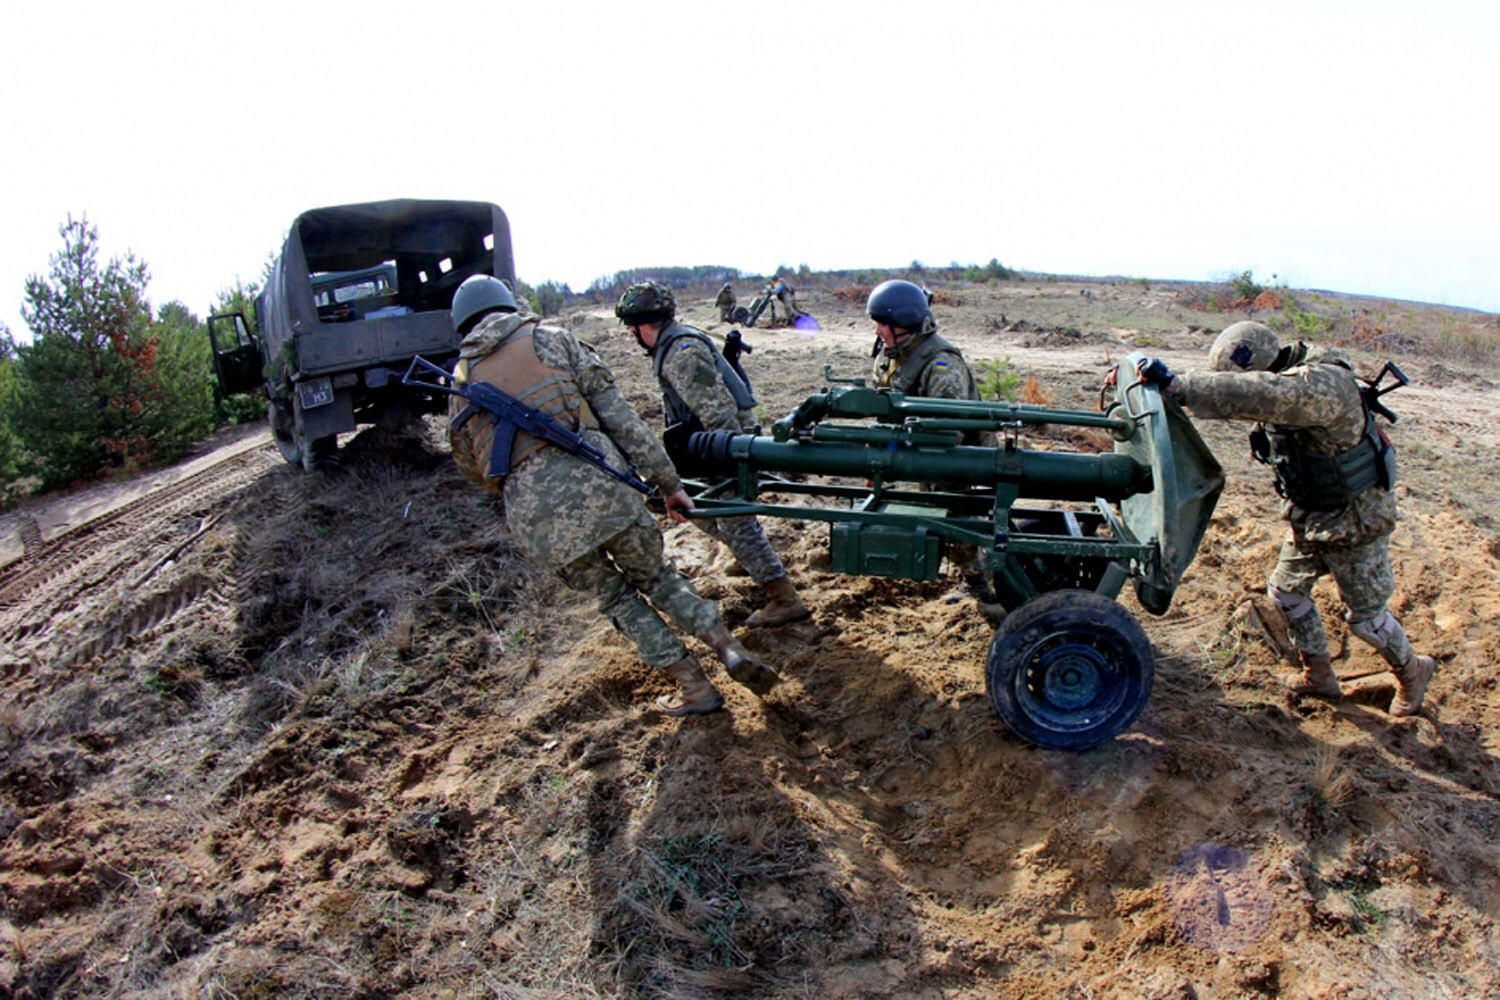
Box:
[715,282,737,323]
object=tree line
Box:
[0,216,266,505]
[0,217,1022,507]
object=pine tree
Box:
[16,216,164,487]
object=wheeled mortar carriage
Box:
[670,354,1224,750]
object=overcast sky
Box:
[3,0,1497,339]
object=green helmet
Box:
[615,281,676,324]
[1209,321,1280,372]
[451,275,517,335]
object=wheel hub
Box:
[1039,644,1104,709]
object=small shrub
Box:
[1231,269,1264,301]
[1281,297,1330,340]
[1251,290,1283,312]
[977,357,1021,402]
[1018,376,1052,406]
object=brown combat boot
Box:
[655,655,724,717]
[1280,652,1343,699]
[745,575,811,628]
[1390,654,1436,717]
[699,623,780,696]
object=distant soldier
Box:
[1137,321,1435,716]
[770,276,804,324]
[715,282,737,323]
[445,275,779,716]
[616,281,812,628]
[866,279,994,601]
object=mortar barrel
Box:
[689,431,1151,501]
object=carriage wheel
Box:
[985,589,1154,750]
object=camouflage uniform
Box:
[873,329,979,405]
[872,327,991,590]
[715,284,736,323]
[449,311,719,667]
[1170,346,1413,668]
[771,278,803,323]
[652,320,790,586]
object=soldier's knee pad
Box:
[1268,584,1316,620]
[1348,609,1398,648]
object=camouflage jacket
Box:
[714,286,736,308]
[452,312,682,570]
[1171,350,1396,544]
[651,321,756,433]
[873,331,979,401]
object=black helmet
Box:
[866,279,932,330]
[452,275,517,334]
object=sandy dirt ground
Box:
[0,279,1497,1000]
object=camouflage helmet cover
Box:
[615,281,677,322]
[451,274,517,334]
[1209,321,1280,372]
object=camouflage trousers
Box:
[558,518,720,668]
[1268,526,1412,666]
[693,514,787,585]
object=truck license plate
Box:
[297,377,335,409]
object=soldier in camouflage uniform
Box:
[1137,321,1435,716]
[867,279,995,602]
[445,275,779,716]
[869,280,980,406]
[714,283,737,323]
[770,277,804,325]
[615,281,811,628]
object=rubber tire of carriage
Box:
[984,588,1154,751]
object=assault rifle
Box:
[1362,360,1409,423]
[402,355,651,494]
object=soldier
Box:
[866,279,994,601]
[770,276,804,324]
[615,281,811,628]
[869,279,978,405]
[1136,321,1435,716]
[445,275,779,716]
[715,282,737,323]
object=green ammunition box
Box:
[829,522,944,581]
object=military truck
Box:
[209,199,516,469]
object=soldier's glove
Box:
[1135,357,1175,390]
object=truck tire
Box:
[269,397,303,466]
[271,394,338,471]
[301,435,337,471]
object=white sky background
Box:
[2,0,1497,339]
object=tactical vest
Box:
[452,327,595,488]
[1250,407,1396,512]
[651,323,757,427]
[876,332,968,394]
